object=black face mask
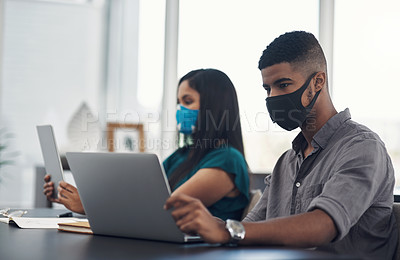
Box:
[265,72,320,131]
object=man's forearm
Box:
[241,209,337,247]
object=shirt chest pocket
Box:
[295,183,325,213]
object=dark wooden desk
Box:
[0,208,359,260]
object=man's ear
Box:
[314,71,326,92]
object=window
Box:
[333,0,400,192]
[105,0,166,155]
[0,0,108,206]
[178,0,319,173]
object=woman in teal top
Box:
[43,69,249,220]
[164,69,249,220]
[164,145,249,220]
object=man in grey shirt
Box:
[165,31,397,259]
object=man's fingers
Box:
[165,193,198,210]
[165,200,186,211]
[175,207,202,227]
[179,219,201,236]
[170,200,205,224]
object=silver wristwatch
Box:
[225,219,245,244]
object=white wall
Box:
[0,0,3,118]
[0,0,108,207]
[0,0,166,207]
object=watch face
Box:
[230,221,244,233]
[226,219,245,241]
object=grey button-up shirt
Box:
[244,109,398,260]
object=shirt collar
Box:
[292,108,352,153]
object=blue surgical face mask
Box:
[176,104,199,134]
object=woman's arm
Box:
[172,168,239,207]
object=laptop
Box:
[36,125,65,199]
[65,152,202,243]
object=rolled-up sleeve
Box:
[243,175,271,222]
[307,138,390,241]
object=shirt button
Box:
[295,182,301,188]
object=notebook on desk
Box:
[65,152,202,243]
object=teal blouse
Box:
[163,146,249,220]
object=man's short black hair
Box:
[258,31,327,75]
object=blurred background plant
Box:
[0,127,19,183]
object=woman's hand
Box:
[171,168,238,207]
[43,174,85,214]
[57,181,85,215]
[164,193,230,244]
[43,174,59,203]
